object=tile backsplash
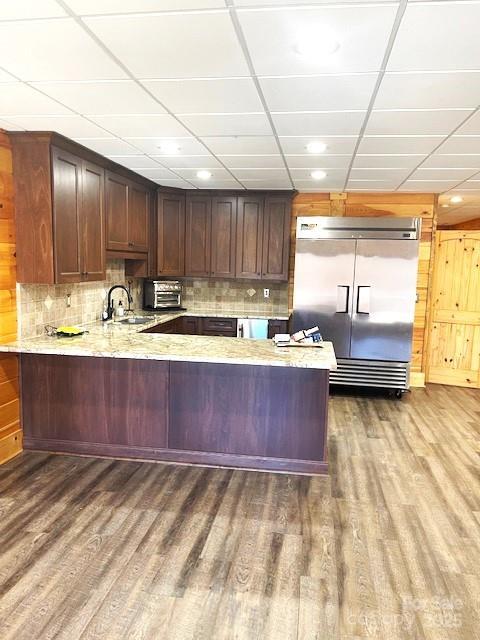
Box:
[17,264,289,339]
[17,260,142,339]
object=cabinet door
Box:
[262,196,291,281]
[185,195,212,277]
[236,195,264,279]
[267,319,288,339]
[105,171,129,251]
[182,317,200,335]
[128,183,150,252]
[52,147,83,284]
[81,160,105,282]
[211,196,236,278]
[157,192,185,276]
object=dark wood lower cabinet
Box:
[20,354,328,474]
[267,319,289,338]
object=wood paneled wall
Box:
[0,130,21,464]
[290,192,438,387]
[440,217,480,231]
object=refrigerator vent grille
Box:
[330,359,409,390]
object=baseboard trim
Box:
[410,371,426,388]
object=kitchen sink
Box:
[119,316,154,325]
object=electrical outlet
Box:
[264,288,270,299]
[66,293,71,308]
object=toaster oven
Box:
[144,280,183,310]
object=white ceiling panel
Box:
[398,180,459,193]
[230,168,289,180]
[290,168,347,182]
[279,136,357,155]
[349,168,410,181]
[419,154,480,170]
[73,138,139,155]
[84,13,248,79]
[32,81,165,115]
[239,5,397,75]
[108,155,166,169]
[366,110,473,136]
[272,112,365,136]
[0,69,16,81]
[201,136,279,155]
[436,137,480,155]
[358,136,443,155]
[354,154,423,168]
[0,19,126,81]
[161,155,223,169]
[347,180,400,191]
[173,168,234,180]
[453,181,480,191]
[179,113,271,136]
[410,168,476,182]
[241,179,291,189]
[143,78,263,114]
[0,83,71,116]
[193,179,243,189]
[0,1,66,19]
[0,118,22,131]
[260,74,377,112]
[128,167,178,180]
[389,3,480,72]
[293,178,346,191]
[154,178,193,189]
[454,112,480,136]
[3,115,112,138]
[135,137,207,154]
[89,114,190,137]
[65,0,226,14]
[285,155,351,169]
[375,72,480,110]
[219,155,284,168]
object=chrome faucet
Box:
[103,285,133,321]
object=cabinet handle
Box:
[128,242,134,247]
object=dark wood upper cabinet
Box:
[211,196,236,278]
[236,195,264,280]
[262,195,291,281]
[128,183,149,252]
[185,195,212,277]
[105,172,129,252]
[157,191,185,276]
[81,161,105,282]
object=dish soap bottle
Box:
[116,300,125,319]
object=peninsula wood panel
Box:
[0,131,21,464]
[442,216,480,230]
[290,192,437,386]
[427,231,480,387]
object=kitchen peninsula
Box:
[1,316,336,475]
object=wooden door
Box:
[427,231,480,387]
[51,147,83,283]
[128,183,149,252]
[211,196,236,278]
[105,171,129,251]
[185,195,211,277]
[261,195,290,281]
[81,160,105,282]
[157,192,185,276]
[236,195,264,279]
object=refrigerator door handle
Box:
[356,286,371,314]
[336,285,350,313]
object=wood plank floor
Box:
[0,383,479,639]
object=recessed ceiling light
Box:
[157,142,181,154]
[294,28,340,60]
[450,195,463,204]
[311,170,327,181]
[306,141,327,154]
[196,170,212,180]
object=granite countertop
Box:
[0,309,336,370]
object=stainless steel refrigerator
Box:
[292,216,421,393]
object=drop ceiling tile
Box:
[388,3,480,72]
[421,154,480,170]
[234,0,391,4]
[0,83,71,116]
[0,118,22,131]
[65,0,226,13]
[90,114,190,137]
[32,81,165,115]
[366,110,473,136]
[162,156,223,169]
[347,180,401,191]
[454,112,480,136]
[230,168,289,180]
[0,19,126,81]
[375,72,480,110]
[130,167,178,180]
[193,179,243,190]
[241,180,291,190]
[260,74,378,112]
[358,136,443,155]
[201,136,279,155]
[179,113,271,137]
[293,178,346,191]
[239,5,397,75]
[457,181,480,191]
[272,112,365,136]
[290,168,347,183]
[108,155,163,169]
[354,154,423,168]
[219,155,285,169]
[84,12,248,79]
[0,0,66,19]
[4,115,112,138]
[349,168,410,181]
[144,79,263,114]
[135,137,207,154]
[285,155,351,169]
[73,138,139,155]
[279,136,357,155]
[154,180,191,189]
[173,168,233,181]
[398,180,459,193]
[437,137,480,155]
[410,168,476,182]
